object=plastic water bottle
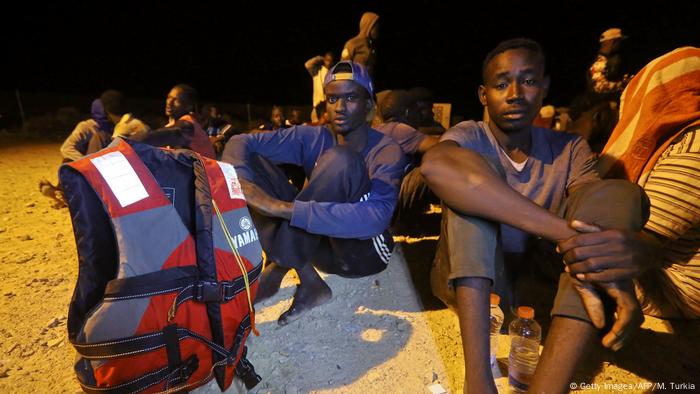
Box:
[489,293,504,367]
[508,306,541,393]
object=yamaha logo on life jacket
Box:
[231,215,258,249]
[60,139,263,394]
[240,216,252,231]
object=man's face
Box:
[479,48,549,133]
[325,80,371,135]
[165,88,191,119]
[370,23,379,40]
[600,38,622,55]
[323,53,334,68]
[415,100,434,124]
[209,106,221,118]
[405,104,422,128]
[271,108,285,128]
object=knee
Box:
[602,179,646,202]
[576,179,647,208]
[606,180,650,226]
[568,179,650,229]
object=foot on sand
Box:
[278,280,332,326]
[39,179,67,208]
[254,262,290,304]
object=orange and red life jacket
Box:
[60,139,262,393]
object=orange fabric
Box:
[599,47,700,182]
[180,113,216,159]
[70,146,259,392]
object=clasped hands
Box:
[556,220,657,351]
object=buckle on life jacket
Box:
[235,347,262,390]
[165,355,200,390]
[194,281,225,302]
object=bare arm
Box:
[239,178,292,220]
[420,140,577,241]
[416,135,439,155]
[422,140,640,348]
[304,56,323,76]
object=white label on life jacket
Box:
[217,161,245,200]
[91,151,149,207]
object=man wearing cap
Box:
[222,61,405,325]
[588,27,632,98]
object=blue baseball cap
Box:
[323,60,375,98]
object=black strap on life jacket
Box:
[163,323,186,390]
[169,264,263,316]
[78,356,199,394]
[235,346,262,390]
[73,326,228,360]
[74,315,257,393]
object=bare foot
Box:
[277,279,332,326]
[254,262,290,304]
[39,179,67,209]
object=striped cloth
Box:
[599,47,700,318]
[637,128,700,318]
[599,47,700,182]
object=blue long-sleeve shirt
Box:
[222,125,405,239]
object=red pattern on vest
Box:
[180,114,216,159]
[64,140,260,393]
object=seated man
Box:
[134,84,215,159]
[409,86,446,135]
[222,61,405,326]
[561,46,700,320]
[257,105,287,131]
[375,89,439,221]
[42,90,127,207]
[376,89,439,163]
[421,38,648,393]
[59,90,124,163]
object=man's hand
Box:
[597,280,644,351]
[558,220,659,282]
[560,220,645,350]
[567,276,643,350]
[239,179,293,220]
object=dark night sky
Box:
[4,1,700,120]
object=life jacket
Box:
[179,114,216,159]
[59,138,263,393]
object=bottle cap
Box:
[517,306,535,319]
[490,293,500,306]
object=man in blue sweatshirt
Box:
[222,61,405,325]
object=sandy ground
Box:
[1,140,699,393]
